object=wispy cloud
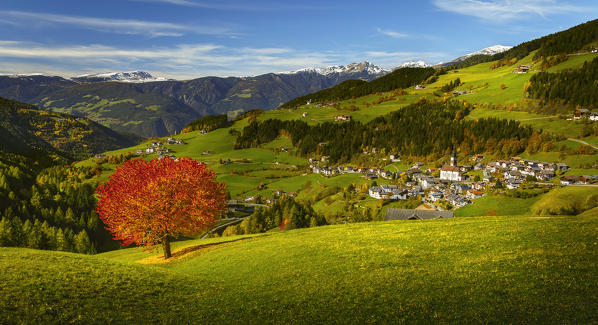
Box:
[433,0,586,21]
[0,10,233,37]
[132,0,336,11]
[0,41,336,79]
[377,28,409,39]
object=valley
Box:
[1,11,598,324]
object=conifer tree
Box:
[74,230,95,254]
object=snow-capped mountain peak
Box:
[455,45,512,62]
[73,71,171,83]
[283,61,389,77]
[395,60,432,69]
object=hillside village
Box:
[308,148,596,211]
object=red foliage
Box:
[96,157,227,250]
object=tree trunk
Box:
[162,237,171,259]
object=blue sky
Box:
[0,0,596,79]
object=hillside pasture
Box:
[2,213,597,324]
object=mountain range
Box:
[0,46,511,138]
[0,62,388,137]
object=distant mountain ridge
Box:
[72,71,173,83]
[0,62,387,138]
[283,61,389,78]
[454,45,513,62]
[437,45,513,68]
[395,60,432,69]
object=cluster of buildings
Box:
[135,138,185,156]
[309,147,595,210]
[560,175,598,185]
[311,163,394,180]
[482,158,569,189]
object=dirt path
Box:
[568,138,598,150]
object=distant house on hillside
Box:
[335,114,352,121]
[574,109,590,120]
[385,209,453,221]
[515,65,532,73]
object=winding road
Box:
[568,138,598,150]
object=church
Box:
[440,148,464,182]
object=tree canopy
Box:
[96,157,227,259]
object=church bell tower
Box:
[450,146,457,167]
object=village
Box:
[135,137,185,157]
[308,148,597,210]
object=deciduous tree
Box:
[96,157,227,259]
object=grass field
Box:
[454,194,542,217]
[2,213,597,324]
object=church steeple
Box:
[450,146,457,167]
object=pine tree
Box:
[65,207,76,226]
[27,224,44,249]
[10,217,25,247]
[74,230,95,254]
[0,216,13,246]
[309,217,318,228]
[55,228,68,251]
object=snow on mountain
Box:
[73,71,171,83]
[454,45,512,62]
[395,60,432,69]
[283,61,389,77]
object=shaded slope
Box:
[0,97,140,161]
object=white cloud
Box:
[377,28,409,39]
[0,10,232,37]
[0,41,336,79]
[433,0,586,21]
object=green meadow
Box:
[2,212,597,324]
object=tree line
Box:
[0,157,116,254]
[281,67,435,108]
[181,114,230,133]
[221,196,326,236]
[236,100,538,163]
[491,18,598,68]
[527,57,598,108]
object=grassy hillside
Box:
[2,213,597,323]
[35,83,199,138]
[531,186,598,215]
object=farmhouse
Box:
[574,109,590,120]
[335,114,352,121]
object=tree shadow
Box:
[170,237,250,259]
[138,236,256,264]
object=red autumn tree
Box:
[96,157,227,259]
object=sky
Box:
[0,0,596,79]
